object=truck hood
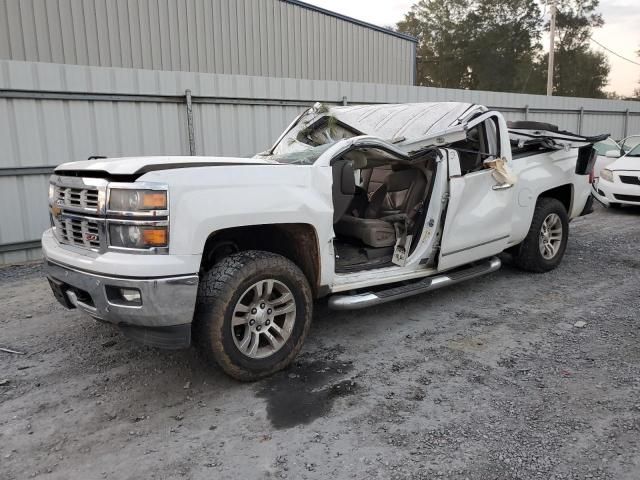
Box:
[609,155,640,172]
[55,156,276,176]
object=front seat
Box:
[332,159,356,223]
[335,167,428,248]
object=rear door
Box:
[438,113,517,271]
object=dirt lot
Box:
[1,203,639,480]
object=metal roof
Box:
[328,103,476,139]
[280,0,418,43]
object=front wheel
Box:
[193,251,313,381]
[512,198,569,273]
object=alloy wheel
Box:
[231,279,296,359]
[539,213,563,260]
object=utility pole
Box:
[546,0,557,96]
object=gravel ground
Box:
[1,203,639,480]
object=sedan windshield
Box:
[593,137,619,155]
[270,142,335,165]
[627,144,640,157]
[622,136,640,153]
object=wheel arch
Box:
[537,183,573,213]
[200,223,322,297]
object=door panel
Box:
[438,156,515,271]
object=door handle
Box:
[492,183,513,191]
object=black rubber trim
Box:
[47,277,75,309]
[133,162,279,175]
[509,121,559,132]
[118,323,191,349]
[55,162,277,181]
[54,170,141,182]
[580,195,595,216]
[508,130,609,144]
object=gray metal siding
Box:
[1,59,640,264]
[0,0,415,85]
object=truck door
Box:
[438,113,516,271]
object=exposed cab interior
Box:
[331,146,438,273]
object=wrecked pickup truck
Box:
[43,102,604,380]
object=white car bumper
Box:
[592,173,640,206]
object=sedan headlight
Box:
[600,169,614,183]
[109,224,168,249]
[109,189,167,212]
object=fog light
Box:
[106,286,142,306]
[120,288,141,303]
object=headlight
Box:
[109,224,168,249]
[600,169,614,182]
[48,183,55,202]
[109,189,167,212]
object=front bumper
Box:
[592,177,640,206]
[45,259,199,349]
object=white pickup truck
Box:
[43,102,603,380]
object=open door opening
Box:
[331,146,439,273]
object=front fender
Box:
[139,164,335,282]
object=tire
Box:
[512,198,569,273]
[193,250,313,381]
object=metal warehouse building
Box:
[0,0,417,84]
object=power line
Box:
[590,37,640,66]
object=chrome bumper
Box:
[45,260,199,329]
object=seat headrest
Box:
[345,150,368,169]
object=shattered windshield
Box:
[270,143,335,165]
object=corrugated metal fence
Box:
[2,59,640,264]
[0,0,415,85]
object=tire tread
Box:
[512,197,569,273]
[193,250,312,381]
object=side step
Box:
[328,257,501,310]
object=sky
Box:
[305,0,640,96]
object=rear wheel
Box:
[194,250,313,381]
[512,198,569,273]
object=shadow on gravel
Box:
[256,358,359,429]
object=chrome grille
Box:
[50,175,107,252]
[53,215,102,250]
[54,185,100,211]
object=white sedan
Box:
[592,135,640,208]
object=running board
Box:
[328,257,501,310]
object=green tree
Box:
[397,0,611,98]
[545,0,610,98]
[464,0,543,92]
[398,0,544,91]
[397,0,473,88]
